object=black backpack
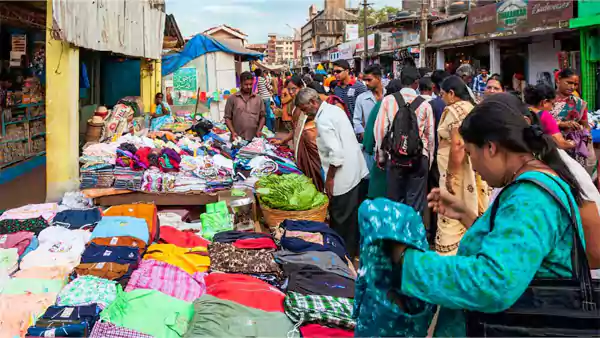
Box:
[382,93,426,169]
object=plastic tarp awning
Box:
[162,34,264,76]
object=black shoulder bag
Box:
[466,176,600,337]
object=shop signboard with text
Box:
[355,34,376,53]
[379,32,394,52]
[337,42,355,60]
[345,24,359,42]
[497,0,528,31]
[467,4,497,35]
[172,67,198,106]
[527,0,573,26]
[391,29,420,49]
[431,19,467,42]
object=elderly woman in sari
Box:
[271,76,324,191]
[551,68,594,172]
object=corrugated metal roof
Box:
[52,0,165,59]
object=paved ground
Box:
[0,164,46,211]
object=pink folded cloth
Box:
[90,322,152,338]
[125,259,207,302]
[0,231,33,255]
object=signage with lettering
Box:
[172,67,197,106]
[431,19,467,42]
[355,34,376,52]
[468,3,497,35]
[337,42,355,60]
[345,24,359,42]
[527,0,573,26]
[497,0,528,31]
[379,32,394,52]
[391,29,420,48]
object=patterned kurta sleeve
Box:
[401,181,576,312]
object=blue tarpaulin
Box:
[162,34,264,76]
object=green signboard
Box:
[172,67,197,105]
[497,0,528,31]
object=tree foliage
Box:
[358,6,400,37]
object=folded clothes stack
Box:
[0,199,358,338]
[112,167,143,190]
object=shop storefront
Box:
[429,0,576,93]
[0,2,47,181]
[429,15,487,73]
[570,1,600,110]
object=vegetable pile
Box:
[256,174,328,211]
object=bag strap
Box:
[392,92,406,109]
[489,174,596,311]
[409,96,426,114]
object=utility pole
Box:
[362,0,369,71]
[419,0,430,68]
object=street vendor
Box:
[150,92,173,131]
[152,92,172,118]
[224,71,266,141]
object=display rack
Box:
[0,102,46,168]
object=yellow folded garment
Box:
[143,243,210,274]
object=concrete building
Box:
[267,34,298,65]
[301,0,358,68]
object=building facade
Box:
[266,34,297,65]
[301,0,359,69]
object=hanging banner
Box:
[355,34,376,53]
[172,67,198,106]
[338,42,355,60]
[345,24,359,42]
[497,0,528,31]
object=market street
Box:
[0,0,599,337]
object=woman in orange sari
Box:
[273,76,324,191]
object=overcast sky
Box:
[166,0,402,43]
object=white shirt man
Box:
[315,101,369,196]
[294,87,368,259]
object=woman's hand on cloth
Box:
[270,139,283,145]
[428,188,478,228]
[559,120,582,131]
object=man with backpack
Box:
[373,66,434,215]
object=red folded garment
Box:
[232,237,277,250]
[300,324,354,337]
[205,273,285,312]
[159,226,210,247]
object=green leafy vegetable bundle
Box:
[256,174,328,211]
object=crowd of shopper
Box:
[220,61,600,335]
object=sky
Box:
[166,0,402,43]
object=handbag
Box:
[466,175,600,337]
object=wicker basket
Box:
[257,196,328,228]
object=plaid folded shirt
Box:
[284,291,355,330]
[90,322,152,338]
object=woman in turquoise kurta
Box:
[363,79,402,198]
[387,93,586,336]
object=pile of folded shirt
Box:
[112,167,143,190]
[80,167,114,189]
[0,197,360,338]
